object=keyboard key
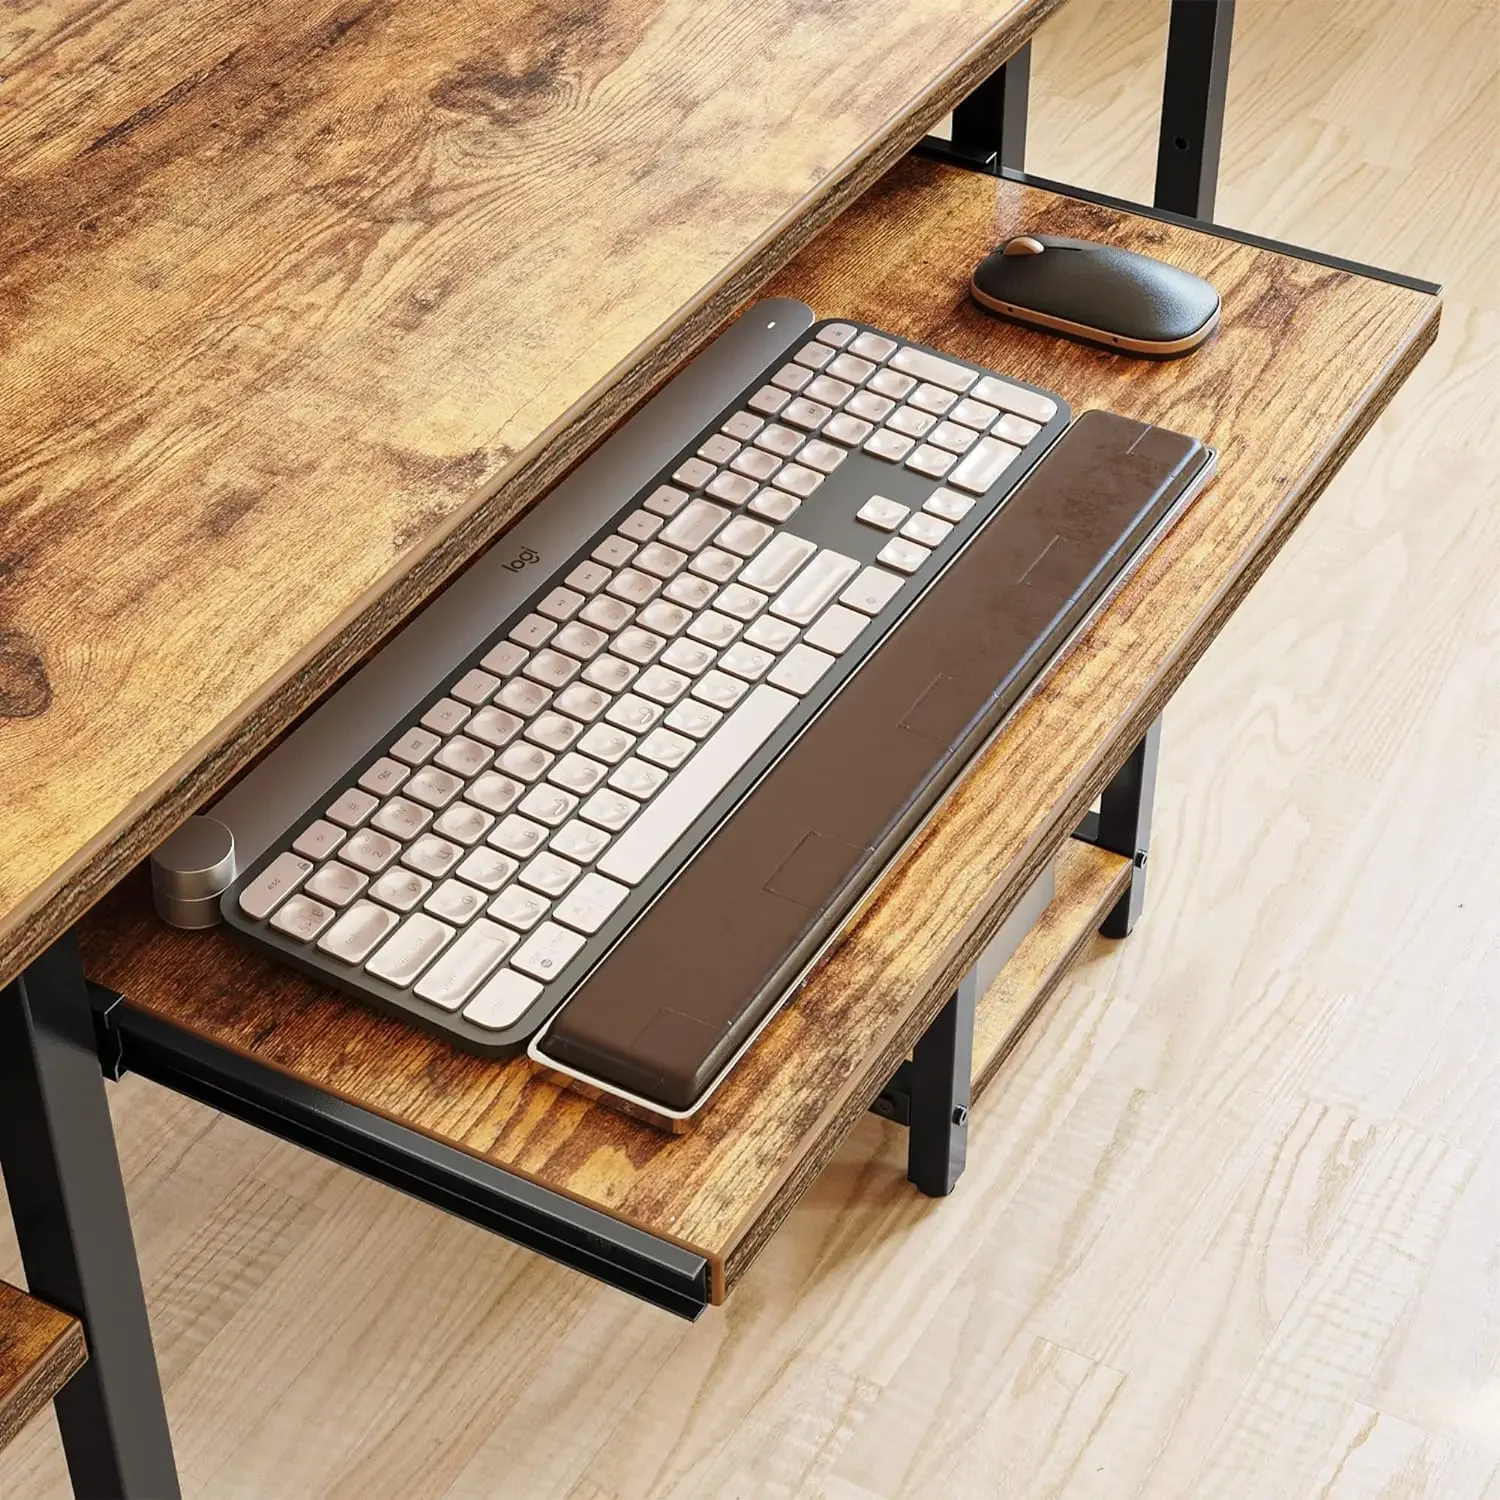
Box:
[902,513,953,547]
[707,471,757,506]
[719,643,774,680]
[745,614,798,652]
[405,767,464,809]
[401,834,463,879]
[610,757,668,798]
[390,727,441,765]
[804,375,852,407]
[804,604,868,654]
[525,712,582,752]
[519,853,582,898]
[662,638,715,675]
[554,683,609,721]
[782,397,830,431]
[715,583,768,620]
[317,900,398,963]
[661,498,730,551]
[580,595,634,633]
[643,483,689,516]
[909,383,957,415]
[848,389,895,422]
[554,873,630,935]
[856,495,908,530]
[425,879,487,925]
[518,785,579,827]
[839,566,905,615]
[414,920,517,1009]
[566,560,611,593]
[823,413,872,446]
[433,802,494,846]
[749,489,800,523]
[372,796,432,841]
[435,735,493,778]
[464,970,544,1030]
[851,331,896,360]
[599,686,798,884]
[467,771,524,813]
[673,456,715,488]
[537,586,583,621]
[592,535,637,568]
[748,384,789,415]
[548,752,608,794]
[614,627,665,664]
[948,436,1023,494]
[524,649,581,688]
[971,376,1057,423]
[578,724,634,763]
[617,508,663,541]
[793,341,834,369]
[454,848,519,891]
[866,429,913,462]
[755,422,803,457]
[950,397,999,430]
[930,420,977,454]
[491,814,549,859]
[579,788,640,832]
[768,643,836,694]
[924,487,976,522]
[731,447,780,481]
[638,728,694,769]
[606,567,660,605]
[718,517,771,556]
[816,323,857,347]
[327,787,378,827]
[722,410,764,440]
[366,914,454,986]
[466,707,523,748]
[304,861,366,908]
[995,413,1042,445]
[877,537,930,574]
[638,600,690,636]
[488,884,550,931]
[889,345,974,391]
[797,439,846,473]
[238,852,313,919]
[510,613,557,648]
[359,756,409,797]
[499,678,551,717]
[664,573,717,609]
[550,819,609,864]
[368,867,431,912]
[693,669,747,709]
[828,350,877,383]
[888,406,935,438]
[739,532,816,591]
[906,443,956,479]
[270,894,335,943]
[770,549,860,624]
[480,640,528,676]
[605,693,662,731]
[583,653,637,692]
[293,819,345,861]
[636,665,690,704]
[689,546,740,582]
[511,921,586,982]
[771,361,811,392]
[687,610,741,648]
[665,700,722,738]
[342,829,402,873]
[772,463,822,497]
[553,622,608,660]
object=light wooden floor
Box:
[5,1,1498,1494]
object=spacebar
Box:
[598,686,799,885]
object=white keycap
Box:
[889,345,975,391]
[606,567,660,605]
[745,614,799,651]
[554,873,630,935]
[930,420,977,454]
[454,848,518,891]
[537,586,583,621]
[661,498,730,551]
[578,724,634,763]
[768,643,836,694]
[579,788,639,832]
[401,834,463,879]
[739,532,816,592]
[592,536,637,568]
[550,819,609,864]
[756,422,802,457]
[480,640,528,676]
[848,389,895,421]
[851,331,897,360]
[839,566,905,615]
[491,814,549,858]
[794,341,834,369]
[464,970,545,1030]
[270,894,334,942]
[598,686,798,884]
[609,757,668,798]
[638,600,690,636]
[687,610,740,648]
[424,879,487,925]
[636,665,689,704]
[500,742,552,782]
[390,727,441,765]
[856,495,908,530]
[359,757,408,796]
[722,409,763,440]
[466,707,523,748]
[605,693,661,731]
[662,638,715,675]
[664,573,717,609]
[317,901,398,963]
[866,429,914,462]
[994,413,1042,445]
[665,700,722,738]
[924,487,976,522]
[782,397,830,431]
[554,683,608,721]
[525,648,581,688]
[519,853,581,898]
[304,861,366,908]
[518,784,578,827]
[293,819,345,860]
[771,549,860,624]
[553,622,608,660]
[888,406,935,438]
[548,752,608,794]
[950,398,1000,430]
[643,484,689,516]
[689,546,740,582]
[719,643,774,680]
[449,668,499,705]
[618,508,663,541]
[414,920,518,1010]
[489,884,550,931]
[614,627,664,664]
[910,383,957,416]
[748,384,789,415]
[804,605,868,654]
[715,583,768,620]
[368,868,431,912]
[405,767,464,808]
[366,914,454,986]
[435,736,492,779]
[718,517,771,556]
[525,711,581,752]
[674,456,715,488]
[902,512,953,547]
[583,653,636,692]
[239,852,313,919]
[341,829,402,873]
[510,612,557,647]
[906,444,955,478]
[831,351,879,384]
[971,376,1057,423]
[732,447,780,481]
[433,802,493,846]
[877,537,929,574]
[566,560,611,593]
[498,678,550,717]
[371,796,431,841]
[772,463,822,498]
[816,322,857,347]
[948,436,1023,494]
[511,921,586,982]
[804,376,852,407]
[707,471,756,505]
[823,413,872,446]
[467,771,523,813]
[638,728,694,769]
[771,361,811,392]
[749,489,800,522]
[634,544,686,580]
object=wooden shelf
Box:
[80,159,1439,1304]
[0,1281,85,1453]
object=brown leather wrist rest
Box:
[540,411,1211,1112]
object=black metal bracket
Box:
[942,42,1031,174]
[1072,716,1162,938]
[91,990,712,1319]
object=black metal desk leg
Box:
[1154,0,1235,220]
[906,972,978,1197]
[950,42,1031,173]
[1094,716,1163,939]
[0,935,180,1500]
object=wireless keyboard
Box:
[215,309,1213,1121]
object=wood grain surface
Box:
[79,163,1438,1300]
[0,1283,83,1454]
[0,0,1062,993]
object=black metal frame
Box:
[949,43,1031,174]
[0,939,180,1500]
[1074,717,1163,938]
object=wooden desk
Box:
[0,1284,85,1456]
[81,163,1439,1302]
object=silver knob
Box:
[150,816,236,929]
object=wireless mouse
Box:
[970,234,1220,358]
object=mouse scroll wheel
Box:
[1001,236,1046,257]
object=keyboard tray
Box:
[535,410,1214,1119]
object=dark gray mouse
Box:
[970,234,1220,358]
